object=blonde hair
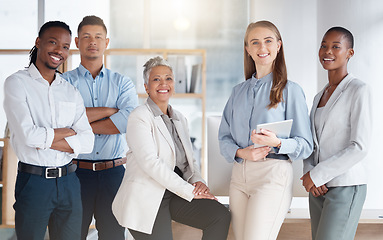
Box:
[244,20,287,109]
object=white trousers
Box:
[229,159,293,240]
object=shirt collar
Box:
[249,72,273,86]
[28,63,64,85]
[78,63,105,78]
[147,97,179,121]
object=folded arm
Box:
[50,128,76,153]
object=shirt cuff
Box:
[45,127,55,149]
[277,138,297,155]
[65,135,81,158]
[228,145,242,163]
[109,111,126,133]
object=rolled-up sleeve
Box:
[65,90,94,157]
[109,76,138,133]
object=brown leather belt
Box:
[72,158,126,171]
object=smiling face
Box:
[245,26,281,72]
[319,30,354,71]
[75,24,109,61]
[145,65,174,108]
[35,26,71,71]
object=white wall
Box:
[249,0,318,107]
[250,0,383,209]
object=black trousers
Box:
[76,165,125,240]
[129,190,231,240]
[14,171,82,240]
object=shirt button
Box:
[95,98,98,100]
[96,152,99,154]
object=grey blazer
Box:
[303,74,372,187]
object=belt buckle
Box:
[92,162,102,171]
[45,167,62,179]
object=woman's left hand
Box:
[301,171,316,192]
[193,181,210,195]
[251,129,281,147]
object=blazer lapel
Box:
[154,116,176,154]
[145,102,176,155]
[173,119,195,172]
[310,92,322,148]
[317,74,355,139]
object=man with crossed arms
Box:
[63,15,138,240]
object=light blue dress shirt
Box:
[219,73,313,163]
[62,64,138,160]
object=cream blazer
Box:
[303,74,372,187]
[112,101,204,234]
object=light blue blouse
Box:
[218,73,313,163]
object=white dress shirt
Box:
[3,64,94,167]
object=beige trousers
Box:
[229,159,293,240]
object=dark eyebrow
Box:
[81,32,104,36]
[321,40,342,44]
[47,36,70,46]
[48,36,59,40]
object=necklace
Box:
[325,82,339,93]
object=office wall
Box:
[248,0,318,107]
[0,0,382,209]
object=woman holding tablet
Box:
[218,20,313,240]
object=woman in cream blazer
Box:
[302,27,372,240]
[112,56,230,240]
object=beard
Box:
[44,61,59,70]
